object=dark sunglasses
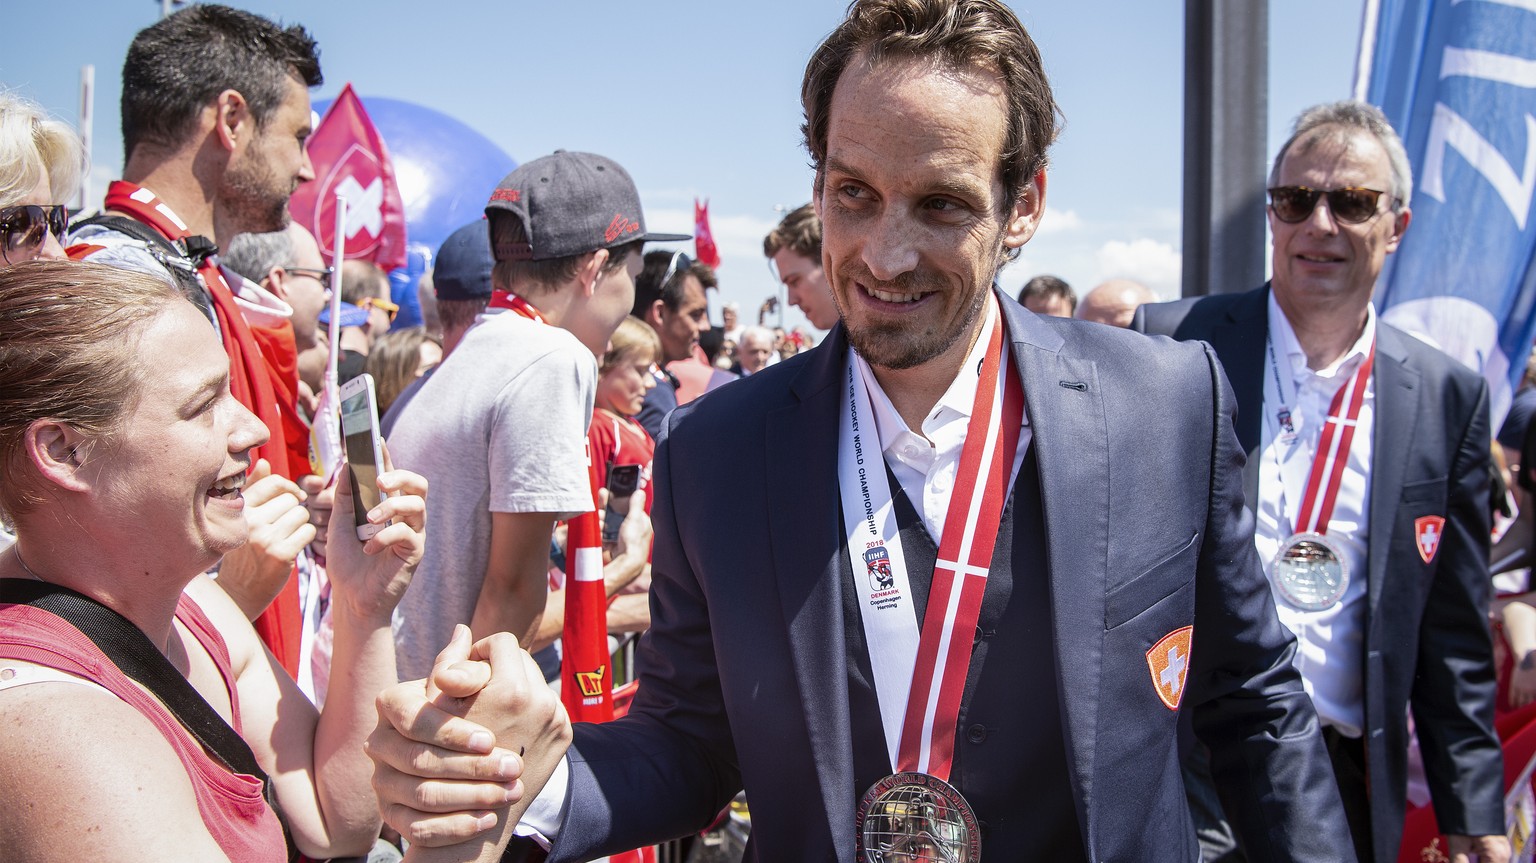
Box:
[660,250,692,289]
[1267,186,1391,225]
[285,266,334,290]
[1,204,70,263]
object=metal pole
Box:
[77,65,94,213]
[1182,0,1268,297]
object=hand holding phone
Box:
[339,373,391,540]
[602,464,643,545]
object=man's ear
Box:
[578,249,609,297]
[812,169,824,219]
[264,266,289,301]
[213,89,251,153]
[24,421,93,495]
[647,298,667,328]
[1002,168,1048,251]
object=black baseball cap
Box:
[484,150,689,262]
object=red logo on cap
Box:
[605,213,640,243]
[489,189,521,204]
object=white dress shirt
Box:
[1255,291,1376,737]
[857,303,1030,539]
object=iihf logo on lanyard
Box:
[1275,406,1298,445]
[865,546,895,591]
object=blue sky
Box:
[2,1,1363,332]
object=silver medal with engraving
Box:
[1272,531,1350,611]
[857,772,980,863]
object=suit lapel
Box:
[1366,326,1420,618]
[1000,299,1104,839]
[1195,287,1269,505]
[767,327,858,848]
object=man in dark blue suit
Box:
[1137,101,1507,863]
[364,2,1352,860]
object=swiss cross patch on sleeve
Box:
[1146,626,1193,710]
[1415,515,1446,564]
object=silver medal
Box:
[1272,532,1350,611]
[857,772,980,863]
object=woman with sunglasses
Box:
[0,261,457,861]
[0,93,80,266]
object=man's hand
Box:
[217,458,316,619]
[367,626,571,850]
[1448,833,1512,863]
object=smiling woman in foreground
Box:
[0,260,429,862]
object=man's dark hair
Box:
[487,211,641,295]
[1016,274,1075,312]
[802,0,1057,225]
[632,249,699,317]
[763,203,822,261]
[121,4,322,158]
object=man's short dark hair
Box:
[802,0,1057,222]
[487,211,641,295]
[1017,274,1075,312]
[122,4,322,158]
[632,249,699,317]
[763,203,821,262]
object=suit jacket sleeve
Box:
[1186,342,1357,863]
[1411,378,1504,836]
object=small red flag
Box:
[694,197,720,269]
[289,83,408,271]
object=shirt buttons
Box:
[966,724,987,744]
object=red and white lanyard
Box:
[104,180,235,297]
[1265,323,1376,538]
[489,289,547,324]
[838,304,1025,779]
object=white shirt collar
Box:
[1267,289,1376,380]
[854,295,1023,460]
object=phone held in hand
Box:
[339,373,389,541]
[603,464,643,545]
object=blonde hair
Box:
[601,316,660,373]
[0,93,83,207]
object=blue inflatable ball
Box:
[312,95,516,329]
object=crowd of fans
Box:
[0,1,1531,862]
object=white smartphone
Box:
[339,373,389,540]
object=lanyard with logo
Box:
[839,304,1023,862]
[1263,320,1375,612]
[488,289,547,324]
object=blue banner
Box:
[1366,0,1536,423]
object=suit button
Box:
[966,724,987,744]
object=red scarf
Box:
[102,181,302,676]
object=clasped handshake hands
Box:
[367,625,572,862]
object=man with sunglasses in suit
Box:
[632,249,711,439]
[1137,100,1507,863]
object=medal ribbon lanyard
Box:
[489,289,548,323]
[838,307,1024,780]
[1265,327,1376,538]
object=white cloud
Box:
[1095,238,1182,300]
[1034,208,1083,235]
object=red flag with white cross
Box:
[289,83,408,271]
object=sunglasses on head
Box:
[1,204,70,264]
[1267,186,1391,225]
[285,266,334,291]
[660,250,692,290]
[360,295,400,322]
